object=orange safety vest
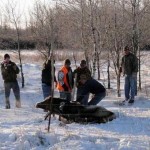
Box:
[57,66,71,92]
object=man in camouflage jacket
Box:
[120,46,138,104]
[73,60,91,104]
[1,54,21,109]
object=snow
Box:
[0,56,150,150]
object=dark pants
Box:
[88,92,106,105]
[124,75,136,100]
[4,81,20,101]
[60,91,71,102]
[77,87,89,105]
[42,83,51,99]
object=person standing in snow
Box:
[1,54,21,109]
[119,46,138,104]
[41,58,57,99]
[73,60,91,104]
[57,59,74,101]
[77,74,106,105]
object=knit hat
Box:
[64,59,71,65]
[124,46,130,51]
[4,54,10,59]
[80,60,86,65]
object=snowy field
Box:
[0,52,150,150]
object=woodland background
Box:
[0,0,150,95]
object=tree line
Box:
[0,0,150,96]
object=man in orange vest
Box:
[57,59,74,101]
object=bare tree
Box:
[30,1,64,59]
[107,0,124,97]
[88,0,98,78]
[80,0,91,68]
[5,0,25,88]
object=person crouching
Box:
[77,74,106,105]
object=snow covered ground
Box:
[0,55,150,150]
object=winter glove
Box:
[4,63,8,69]
[4,63,11,71]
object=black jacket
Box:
[121,53,138,75]
[42,60,57,85]
[77,78,106,102]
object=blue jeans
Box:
[42,83,51,99]
[124,75,136,100]
[77,87,89,105]
[88,92,106,105]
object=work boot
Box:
[128,99,134,104]
[119,99,128,106]
[16,100,21,108]
[5,99,10,109]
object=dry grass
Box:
[0,50,85,64]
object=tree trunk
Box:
[17,29,24,88]
[132,0,140,95]
[80,0,91,71]
[97,52,100,80]
[115,4,121,97]
[107,53,111,89]
[138,46,141,91]
[117,75,121,97]
[132,0,139,55]
[89,0,97,78]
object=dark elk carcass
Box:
[36,96,116,123]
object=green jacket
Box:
[1,61,19,82]
[121,53,138,75]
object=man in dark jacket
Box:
[120,46,138,104]
[73,60,91,104]
[1,54,21,109]
[42,59,57,99]
[77,74,106,105]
